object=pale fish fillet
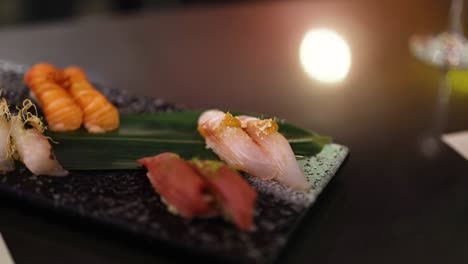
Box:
[198,110,275,180]
[10,116,68,176]
[238,115,310,191]
[0,118,13,172]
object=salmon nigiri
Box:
[24,63,83,132]
[24,63,61,89]
[63,67,119,133]
[198,110,310,191]
[33,82,83,131]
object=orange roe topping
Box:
[255,119,279,134]
[221,112,241,127]
[197,124,206,137]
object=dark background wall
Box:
[0,0,261,27]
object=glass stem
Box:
[450,0,464,34]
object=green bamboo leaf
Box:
[46,112,331,170]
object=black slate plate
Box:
[0,60,349,264]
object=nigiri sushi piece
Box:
[31,81,84,131]
[24,62,61,88]
[24,63,83,132]
[10,100,68,176]
[197,110,275,180]
[60,66,86,87]
[190,160,257,231]
[137,153,217,218]
[63,67,120,133]
[0,99,14,172]
[198,110,310,191]
[237,116,310,191]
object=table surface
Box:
[1,0,468,263]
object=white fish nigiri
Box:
[10,100,68,176]
[198,110,310,191]
[237,115,310,191]
[0,99,14,172]
[197,110,275,180]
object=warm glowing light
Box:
[300,29,351,83]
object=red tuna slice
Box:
[137,153,217,219]
[190,160,257,231]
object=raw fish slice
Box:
[24,63,60,89]
[0,99,13,172]
[10,100,68,176]
[34,82,83,131]
[137,153,217,218]
[238,116,310,191]
[24,64,83,132]
[190,160,257,231]
[63,67,120,133]
[197,110,275,180]
[60,66,86,88]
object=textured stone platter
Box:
[0,60,349,264]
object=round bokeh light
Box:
[300,29,351,83]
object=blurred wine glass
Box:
[410,0,466,158]
[410,0,466,69]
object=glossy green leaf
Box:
[46,112,332,170]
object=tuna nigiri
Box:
[138,153,258,231]
[190,160,257,231]
[198,110,310,191]
[10,100,68,176]
[137,153,216,218]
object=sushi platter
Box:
[0,60,348,264]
